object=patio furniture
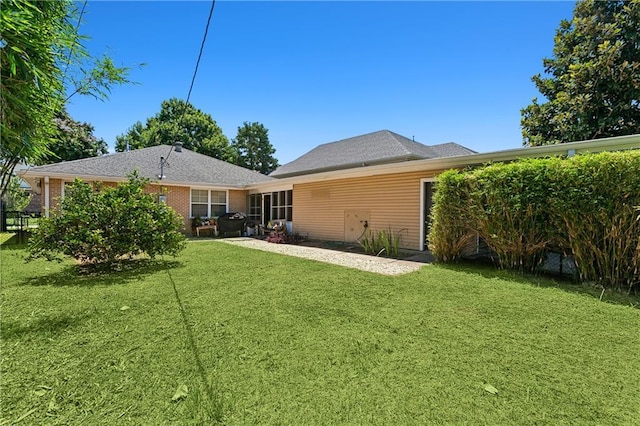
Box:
[195,224,218,237]
[217,212,247,237]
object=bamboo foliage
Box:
[549,152,640,292]
[470,159,562,272]
[429,151,640,293]
[428,170,477,262]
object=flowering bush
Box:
[265,231,287,244]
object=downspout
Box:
[44,176,50,218]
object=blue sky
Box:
[66,1,576,165]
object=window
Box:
[270,190,292,221]
[210,191,226,217]
[191,189,227,218]
[191,189,208,218]
[248,194,261,223]
[60,181,75,198]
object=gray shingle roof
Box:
[270,130,476,178]
[23,145,275,187]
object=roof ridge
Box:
[386,130,419,156]
[313,129,391,149]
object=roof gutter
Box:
[18,171,248,191]
[270,154,420,179]
[19,133,640,192]
[247,133,640,190]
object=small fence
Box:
[461,235,578,279]
[1,210,41,233]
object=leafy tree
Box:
[231,122,279,174]
[115,98,235,162]
[27,172,186,264]
[37,109,108,164]
[4,175,32,212]
[116,121,146,152]
[521,0,640,146]
[0,0,133,198]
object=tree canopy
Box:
[231,122,279,174]
[4,175,32,212]
[0,0,132,197]
[115,98,235,162]
[521,0,640,146]
[37,109,108,164]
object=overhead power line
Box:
[62,0,88,88]
[163,0,217,167]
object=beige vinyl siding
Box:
[293,170,445,250]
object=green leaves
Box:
[114,101,280,171]
[115,98,234,162]
[0,0,134,198]
[430,151,640,292]
[521,0,640,146]
[171,384,189,402]
[35,108,108,165]
[27,172,187,265]
[231,122,279,174]
[66,56,139,102]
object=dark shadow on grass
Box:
[18,258,183,288]
[436,259,640,309]
[0,231,30,250]
[1,311,91,341]
[166,266,224,421]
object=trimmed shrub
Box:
[28,172,186,264]
[429,151,640,292]
[428,170,476,262]
[469,158,561,272]
[549,152,640,292]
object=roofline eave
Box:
[248,133,640,189]
[270,154,422,179]
[17,170,263,190]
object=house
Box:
[269,130,476,178]
[249,131,640,250]
[8,164,42,214]
[20,144,276,233]
[20,130,640,251]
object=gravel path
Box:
[214,237,426,275]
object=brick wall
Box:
[229,190,248,213]
[37,179,249,236]
[47,179,63,215]
[158,184,191,233]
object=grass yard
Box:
[1,238,639,425]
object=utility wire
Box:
[61,0,88,89]
[163,0,216,166]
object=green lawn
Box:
[1,239,639,425]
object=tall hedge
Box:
[429,151,640,292]
[428,169,476,262]
[550,153,640,291]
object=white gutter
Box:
[247,133,640,190]
[18,171,258,192]
[18,133,640,193]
